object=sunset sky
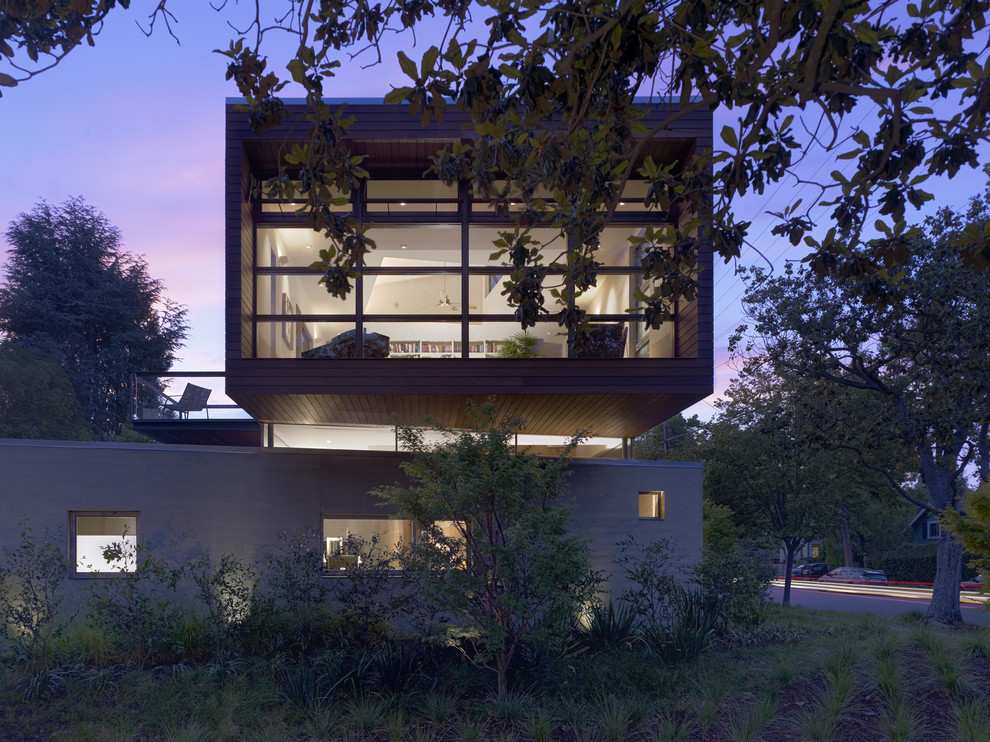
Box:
[2,3,986,420]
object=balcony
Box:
[130,372,261,447]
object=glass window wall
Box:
[248,183,683,359]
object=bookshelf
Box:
[389,339,497,358]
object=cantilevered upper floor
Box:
[225,100,713,438]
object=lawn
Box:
[1,606,988,742]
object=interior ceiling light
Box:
[305,244,312,249]
[400,244,407,249]
[399,202,407,206]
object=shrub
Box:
[615,536,681,627]
[574,600,639,652]
[84,538,182,666]
[261,528,330,615]
[0,523,68,667]
[877,544,939,583]
[377,404,600,697]
[693,547,773,631]
[639,586,719,662]
[184,552,256,657]
[944,482,990,584]
[257,528,334,654]
[330,534,404,646]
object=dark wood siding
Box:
[225,112,255,367]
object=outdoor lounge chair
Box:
[161,383,211,419]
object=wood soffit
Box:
[226,389,710,439]
[232,103,705,179]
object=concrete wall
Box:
[0,439,702,601]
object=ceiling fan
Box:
[412,275,478,313]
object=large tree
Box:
[736,185,990,625]
[633,412,704,461]
[6,2,990,330]
[0,198,188,440]
[701,366,887,606]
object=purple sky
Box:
[2,4,986,420]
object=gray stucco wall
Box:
[0,440,702,601]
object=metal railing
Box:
[130,372,248,421]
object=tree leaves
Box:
[10,1,990,324]
[0,198,188,440]
[737,182,990,621]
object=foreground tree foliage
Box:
[0,0,134,94]
[374,403,599,698]
[215,0,990,332]
[944,481,990,590]
[736,184,990,625]
[0,198,188,440]
[6,2,989,329]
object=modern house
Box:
[0,99,712,594]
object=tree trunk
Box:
[781,539,799,607]
[978,417,989,485]
[839,510,854,567]
[496,657,508,699]
[919,461,963,625]
[925,528,964,626]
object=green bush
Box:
[693,548,773,631]
[639,586,719,662]
[878,543,981,584]
[574,599,640,652]
[84,538,182,666]
[877,544,938,583]
[615,536,681,626]
[261,529,330,616]
[0,523,68,667]
[944,483,990,584]
[185,552,256,657]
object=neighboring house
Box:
[910,508,942,544]
[0,99,713,596]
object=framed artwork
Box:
[296,306,311,352]
[281,293,294,350]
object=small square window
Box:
[927,520,940,539]
[638,491,665,519]
[69,511,139,576]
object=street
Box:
[770,584,990,625]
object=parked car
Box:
[792,563,830,579]
[961,575,985,591]
[818,567,888,585]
